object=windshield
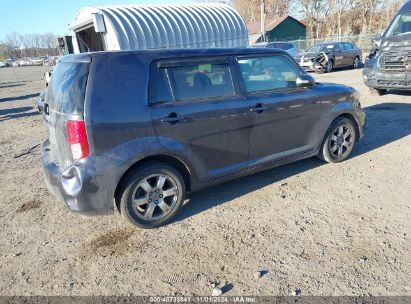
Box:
[307,44,335,52]
[385,11,411,37]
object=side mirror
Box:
[296,74,315,88]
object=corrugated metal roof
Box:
[70,4,248,50]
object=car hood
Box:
[316,82,355,95]
[295,51,331,60]
[380,33,411,50]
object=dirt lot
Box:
[0,65,410,296]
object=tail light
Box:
[67,120,90,160]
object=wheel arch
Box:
[114,154,192,213]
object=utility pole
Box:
[261,0,266,42]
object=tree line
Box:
[0,32,60,60]
[297,0,403,40]
[200,0,404,40]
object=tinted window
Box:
[385,11,411,37]
[238,55,302,93]
[307,44,335,52]
[47,62,89,114]
[343,43,354,50]
[149,66,173,104]
[334,44,343,51]
[167,63,235,101]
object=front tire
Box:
[318,117,357,163]
[353,56,361,69]
[119,162,186,229]
[326,59,334,73]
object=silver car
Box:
[249,41,298,57]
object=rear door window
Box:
[170,64,234,101]
[149,66,173,104]
[149,58,235,103]
[47,62,90,114]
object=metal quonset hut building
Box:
[69,4,249,53]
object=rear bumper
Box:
[41,140,122,215]
[363,67,411,90]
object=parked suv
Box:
[41,48,365,228]
[363,0,411,95]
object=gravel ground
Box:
[0,65,410,296]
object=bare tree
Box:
[1,31,60,59]
[328,0,354,39]
[232,0,290,23]
[3,31,21,58]
[299,0,331,39]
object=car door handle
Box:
[250,103,267,113]
[44,103,49,115]
[160,113,185,124]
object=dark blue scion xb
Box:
[40,48,365,228]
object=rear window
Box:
[47,62,89,114]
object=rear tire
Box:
[118,162,186,229]
[318,117,357,163]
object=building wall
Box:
[267,17,306,41]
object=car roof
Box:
[61,48,288,63]
[312,41,353,46]
[251,42,268,46]
[400,0,411,13]
[316,42,337,46]
[269,41,293,44]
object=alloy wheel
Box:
[131,174,179,221]
[326,61,333,73]
[329,124,354,158]
[353,57,360,68]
